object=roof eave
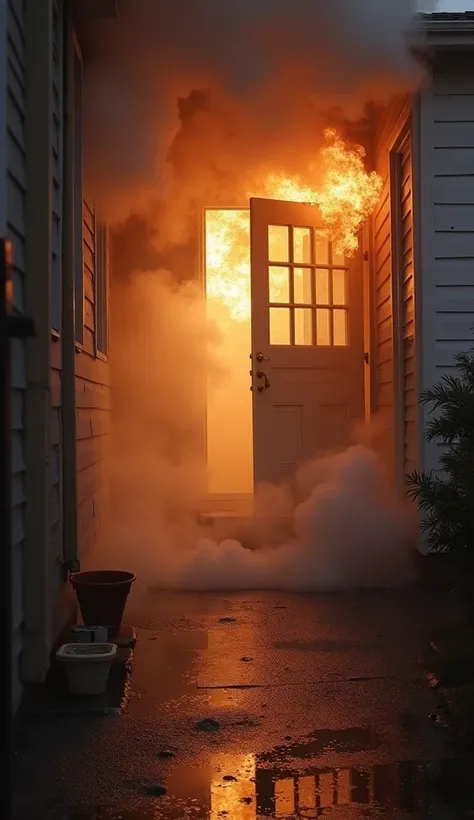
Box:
[414,13,474,45]
[408,19,474,52]
[73,0,120,20]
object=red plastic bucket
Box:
[70,570,136,638]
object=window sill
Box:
[95,350,108,363]
[74,342,83,354]
[51,329,60,343]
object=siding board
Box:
[430,65,474,428]
[397,135,417,475]
[7,0,26,712]
[76,200,111,560]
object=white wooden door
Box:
[250,197,365,486]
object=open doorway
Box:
[205,208,253,505]
[203,198,366,513]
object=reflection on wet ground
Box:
[13,590,465,820]
[69,752,460,820]
[67,725,464,819]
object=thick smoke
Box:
[93,272,417,592]
[83,0,430,227]
[85,2,425,590]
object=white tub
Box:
[56,642,117,695]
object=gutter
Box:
[61,1,79,575]
[409,13,474,50]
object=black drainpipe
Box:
[1,237,35,817]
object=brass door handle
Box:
[249,352,270,362]
[256,369,271,392]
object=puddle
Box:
[57,719,466,820]
[69,755,468,820]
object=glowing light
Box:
[205,129,383,322]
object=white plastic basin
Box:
[56,642,117,695]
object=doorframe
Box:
[362,222,374,422]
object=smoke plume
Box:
[84,2,426,590]
[83,0,430,227]
[94,272,417,592]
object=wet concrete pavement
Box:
[13,588,462,819]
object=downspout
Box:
[22,0,53,682]
[61,0,79,574]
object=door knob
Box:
[256,369,271,391]
[256,352,269,362]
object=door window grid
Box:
[267,224,349,347]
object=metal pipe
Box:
[61,0,79,572]
[1,238,35,817]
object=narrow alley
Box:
[13,586,462,819]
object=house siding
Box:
[76,198,111,561]
[371,100,403,475]
[419,56,474,472]
[50,0,63,598]
[371,95,417,481]
[397,133,417,476]
[6,0,26,711]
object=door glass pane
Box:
[337,770,352,805]
[333,309,348,346]
[294,267,312,304]
[332,244,345,266]
[295,308,313,346]
[319,772,335,808]
[275,778,295,817]
[316,308,331,345]
[332,269,347,305]
[293,227,312,264]
[270,307,290,345]
[268,225,289,263]
[316,269,330,305]
[298,776,316,811]
[269,266,290,303]
[315,232,329,265]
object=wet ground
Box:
[12,588,464,819]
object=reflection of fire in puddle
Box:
[69,755,467,819]
[67,720,461,820]
[258,760,423,817]
[206,729,444,818]
[210,754,256,819]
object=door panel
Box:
[250,197,364,486]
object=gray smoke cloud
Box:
[83,0,431,223]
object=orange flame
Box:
[206,129,382,322]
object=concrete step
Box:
[197,511,294,548]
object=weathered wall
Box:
[76,198,111,563]
[396,132,417,476]
[7,0,27,712]
[50,0,65,630]
[371,97,407,476]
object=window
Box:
[72,36,83,345]
[95,221,109,358]
[267,225,349,347]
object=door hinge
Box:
[364,352,369,365]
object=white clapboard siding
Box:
[417,58,474,474]
[6,0,26,711]
[398,135,417,476]
[432,69,474,385]
[51,0,63,570]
